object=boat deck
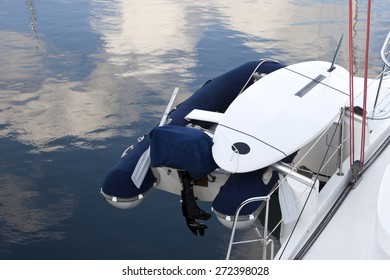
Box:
[303,138,390,259]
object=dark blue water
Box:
[0,0,389,260]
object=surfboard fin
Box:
[328,34,344,72]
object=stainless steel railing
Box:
[225,195,274,260]
[381,30,390,68]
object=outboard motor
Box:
[150,125,218,235]
[179,171,211,236]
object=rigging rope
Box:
[348,0,355,167]
[360,0,372,169]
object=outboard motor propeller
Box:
[184,218,208,236]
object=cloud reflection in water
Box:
[0,174,75,245]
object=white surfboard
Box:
[212,61,350,173]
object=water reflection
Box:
[0,31,45,91]
[90,0,384,82]
[0,62,120,152]
[215,0,347,62]
[0,34,133,152]
[90,0,204,79]
[26,0,41,52]
[0,174,74,245]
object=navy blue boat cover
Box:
[212,169,278,216]
[150,126,218,179]
[102,136,156,198]
[212,152,297,217]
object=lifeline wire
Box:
[278,114,342,259]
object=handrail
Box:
[226,195,271,260]
[238,59,280,95]
[381,30,390,68]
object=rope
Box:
[360,0,372,169]
[348,0,355,167]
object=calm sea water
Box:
[0,0,389,260]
